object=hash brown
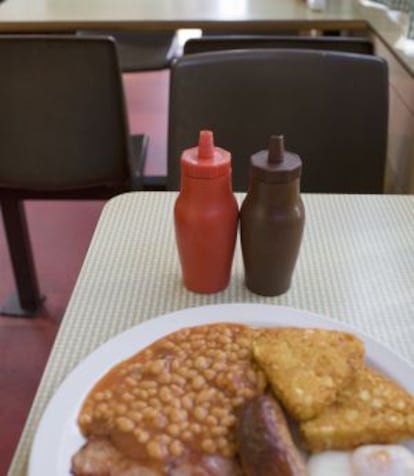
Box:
[252,327,365,421]
[300,366,414,452]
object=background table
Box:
[0,0,413,75]
[8,192,414,475]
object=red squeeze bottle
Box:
[174,130,239,293]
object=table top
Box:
[8,192,414,475]
[0,0,364,24]
[0,0,413,76]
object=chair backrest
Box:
[0,35,132,196]
[168,49,388,193]
[77,30,180,72]
[183,35,374,56]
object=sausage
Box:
[237,395,308,476]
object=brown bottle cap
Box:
[250,135,302,183]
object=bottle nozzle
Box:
[268,135,284,164]
[198,130,215,161]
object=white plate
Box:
[29,303,414,475]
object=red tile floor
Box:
[0,70,169,474]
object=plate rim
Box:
[28,303,414,475]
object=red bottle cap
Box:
[181,130,231,179]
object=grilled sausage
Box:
[237,395,308,476]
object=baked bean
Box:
[211,426,227,436]
[159,386,172,403]
[116,416,135,432]
[158,372,171,384]
[146,440,165,459]
[103,390,113,399]
[201,438,216,453]
[217,436,227,448]
[149,398,161,408]
[144,349,153,359]
[121,392,134,402]
[193,406,208,421]
[157,434,172,445]
[238,348,250,358]
[211,407,226,418]
[171,359,180,372]
[131,400,146,410]
[170,409,187,423]
[167,423,180,437]
[171,375,186,386]
[142,407,157,419]
[181,430,192,441]
[170,440,184,457]
[189,422,201,434]
[138,431,150,444]
[137,389,149,399]
[203,369,216,380]
[181,395,193,410]
[115,403,128,415]
[79,413,92,425]
[191,375,205,390]
[170,384,185,396]
[129,411,143,423]
[196,388,214,403]
[206,415,218,426]
[140,380,157,389]
[162,341,175,351]
[96,402,109,414]
[153,414,168,429]
[221,415,237,427]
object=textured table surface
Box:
[8,192,414,475]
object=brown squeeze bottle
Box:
[174,130,239,293]
[240,135,305,296]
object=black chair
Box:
[183,35,374,55]
[0,35,148,316]
[77,30,180,72]
[168,49,388,193]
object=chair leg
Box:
[0,198,44,317]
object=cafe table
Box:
[8,191,414,475]
[1,0,413,76]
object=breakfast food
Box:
[307,450,353,476]
[307,445,414,475]
[237,395,308,476]
[252,328,365,421]
[351,445,414,475]
[72,437,162,475]
[71,322,414,475]
[72,323,265,474]
[72,437,242,475]
[300,367,414,452]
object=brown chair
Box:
[183,35,374,55]
[168,49,388,193]
[0,35,148,316]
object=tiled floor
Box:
[0,70,169,474]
